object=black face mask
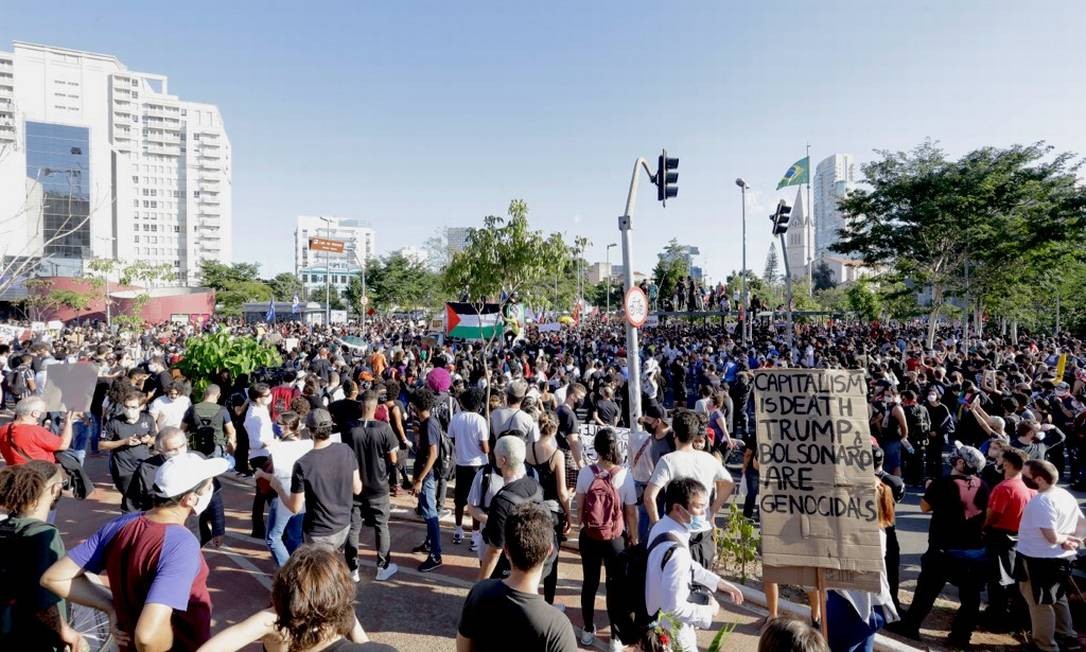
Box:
[1022,475,1040,490]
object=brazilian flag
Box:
[776,156,809,190]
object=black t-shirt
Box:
[103,414,156,474]
[555,405,578,451]
[291,443,357,536]
[458,579,577,652]
[593,399,619,426]
[328,399,363,434]
[310,358,333,384]
[922,474,990,550]
[344,420,398,498]
[482,476,543,548]
[318,639,397,652]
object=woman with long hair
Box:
[524,411,572,605]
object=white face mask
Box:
[192,487,213,515]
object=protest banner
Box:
[576,425,630,465]
[752,368,883,593]
[43,362,100,412]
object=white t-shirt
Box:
[449,411,489,467]
[648,449,733,532]
[693,398,711,415]
[490,407,540,443]
[575,464,637,506]
[244,404,276,460]
[150,395,191,429]
[268,438,314,511]
[1017,487,1084,559]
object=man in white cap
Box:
[42,452,229,652]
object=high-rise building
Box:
[813,154,856,259]
[658,244,703,281]
[0,42,232,289]
[294,216,375,298]
[784,187,813,281]
[446,227,470,256]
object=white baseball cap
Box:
[153,453,229,498]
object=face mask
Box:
[927,394,938,403]
[1022,475,1040,490]
[192,487,213,515]
[124,408,141,421]
[680,505,706,531]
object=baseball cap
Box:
[307,407,333,430]
[153,452,229,498]
[506,379,528,399]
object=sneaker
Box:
[418,555,443,573]
[350,568,360,582]
[609,639,624,652]
[468,539,479,552]
[411,541,432,554]
[375,563,399,581]
[439,508,452,518]
[579,628,596,647]
[453,529,464,544]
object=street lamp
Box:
[605,242,617,314]
[318,216,334,327]
[735,178,749,344]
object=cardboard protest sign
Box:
[753,368,883,592]
[42,362,100,413]
[576,426,630,465]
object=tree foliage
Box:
[833,140,1086,345]
[812,261,836,291]
[267,272,304,302]
[653,239,691,303]
[178,329,282,395]
[355,252,440,312]
[763,242,781,287]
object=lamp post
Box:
[735,178,749,344]
[318,217,333,326]
[605,242,617,314]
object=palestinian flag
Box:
[445,302,504,340]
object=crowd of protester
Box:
[0,312,1084,651]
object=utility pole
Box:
[736,178,750,344]
[319,216,333,327]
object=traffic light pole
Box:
[619,157,654,436]
[778,232,795,358]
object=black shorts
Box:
[454,464,482,509]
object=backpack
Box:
[476,463,539,513]
[269,386,296,421]
[581,464,624,541]
[905,403,931,440]
[608,531,684,645]
[0,518,59,637]
[192,415,218,456]
[488,480,559,580]
[7,368,31,399]
[436,425,455,481]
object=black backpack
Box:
[487,480,559,580]
[609,531,684,645]
[0,518,58,637]
[6,368,31,399]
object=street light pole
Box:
[620,158,654,436]
[319,217,333,326]
[736,178,749,344]
[605,242,617,315]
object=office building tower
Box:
[813,153,856,259]
[0,42,232,289]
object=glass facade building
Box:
[25,121,91,259]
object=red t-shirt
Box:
[69,513,211,652]
[0,422,63,464]
[987,475,1036,533]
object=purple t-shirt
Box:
[69,512,211,651]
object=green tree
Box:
[23,278,94,321]
[763,242,781,287]
[653,239,690,307]
[846,279,882,321]
[216,281,274,317]
[361,252,440,312]
[834,140,1086,347]
[198,261,262,290]
[267,272,304,302]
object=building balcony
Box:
[145,144,180,157]
[198,196,221,206]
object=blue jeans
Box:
[417,472,442,557]
[882,439,902,475]
[267,500,304,567]
[827,591,886,652]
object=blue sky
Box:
[3,1,1084,282]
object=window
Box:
[174,226,180,232]
[142,200,149,207]
[142,224,150,231]
[134,236,139,243]
[132,175,138,183]
[133,200,139,207]
[193,191,200,198]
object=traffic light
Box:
[771,199,792,235]
[656,149,679,205]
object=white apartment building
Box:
[294,216,375,297]
[0,42,232,289]
[813,153,857,259]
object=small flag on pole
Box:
[291,294,300,314]
[776,156,810,190]
[265,298,276,322]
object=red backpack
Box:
[582,464,624,541]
